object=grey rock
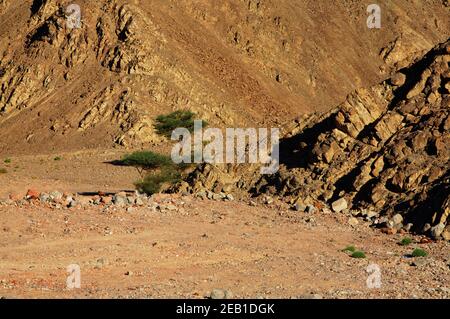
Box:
[49,191,63,201]
[305,205,317,214]
[68,200,78,208]
[135,197,144,206]
[113,195,127,206]
[39,193,50,203]
[210,289,233,299]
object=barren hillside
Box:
[0,1,449,300]
[0,0,449,153]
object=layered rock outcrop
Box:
[182,39,450,239]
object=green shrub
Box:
[399,237,413,246]
[54,156,62,161]
[155,110,207,138]
[412,248,427,257]
[351,251,366,259]
[135,169,181,195]
[4,158,11,164]
[119,151,183,195]
[118,150,188,195]
[342,245,356,253]
[0,168,7,174]
[121,151,173,171]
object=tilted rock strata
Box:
[1,0,449,152]
[181,39,450,239]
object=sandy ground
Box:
[0,149,141,198]
[0,151,449,299]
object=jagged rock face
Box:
[184,39,450,238]
[0,0,449,153]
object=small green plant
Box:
[54,156,62,161]
[135,169,181,195]
[412,248,427,257]
[154,110,207,138]
[351,251,366,259]
[0,168,7,174]
[342,245,356,253]
[399,237,413,246]
[4,158,11,164]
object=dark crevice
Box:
[30,0,45,16]
[278,113,337,169]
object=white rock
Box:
[331,198,348,213]
[431,223,445,239]
[392,213,403,225]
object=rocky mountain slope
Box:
[0,0,449,153]
[182,38,450,239]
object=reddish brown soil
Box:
[0,151,448,299]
